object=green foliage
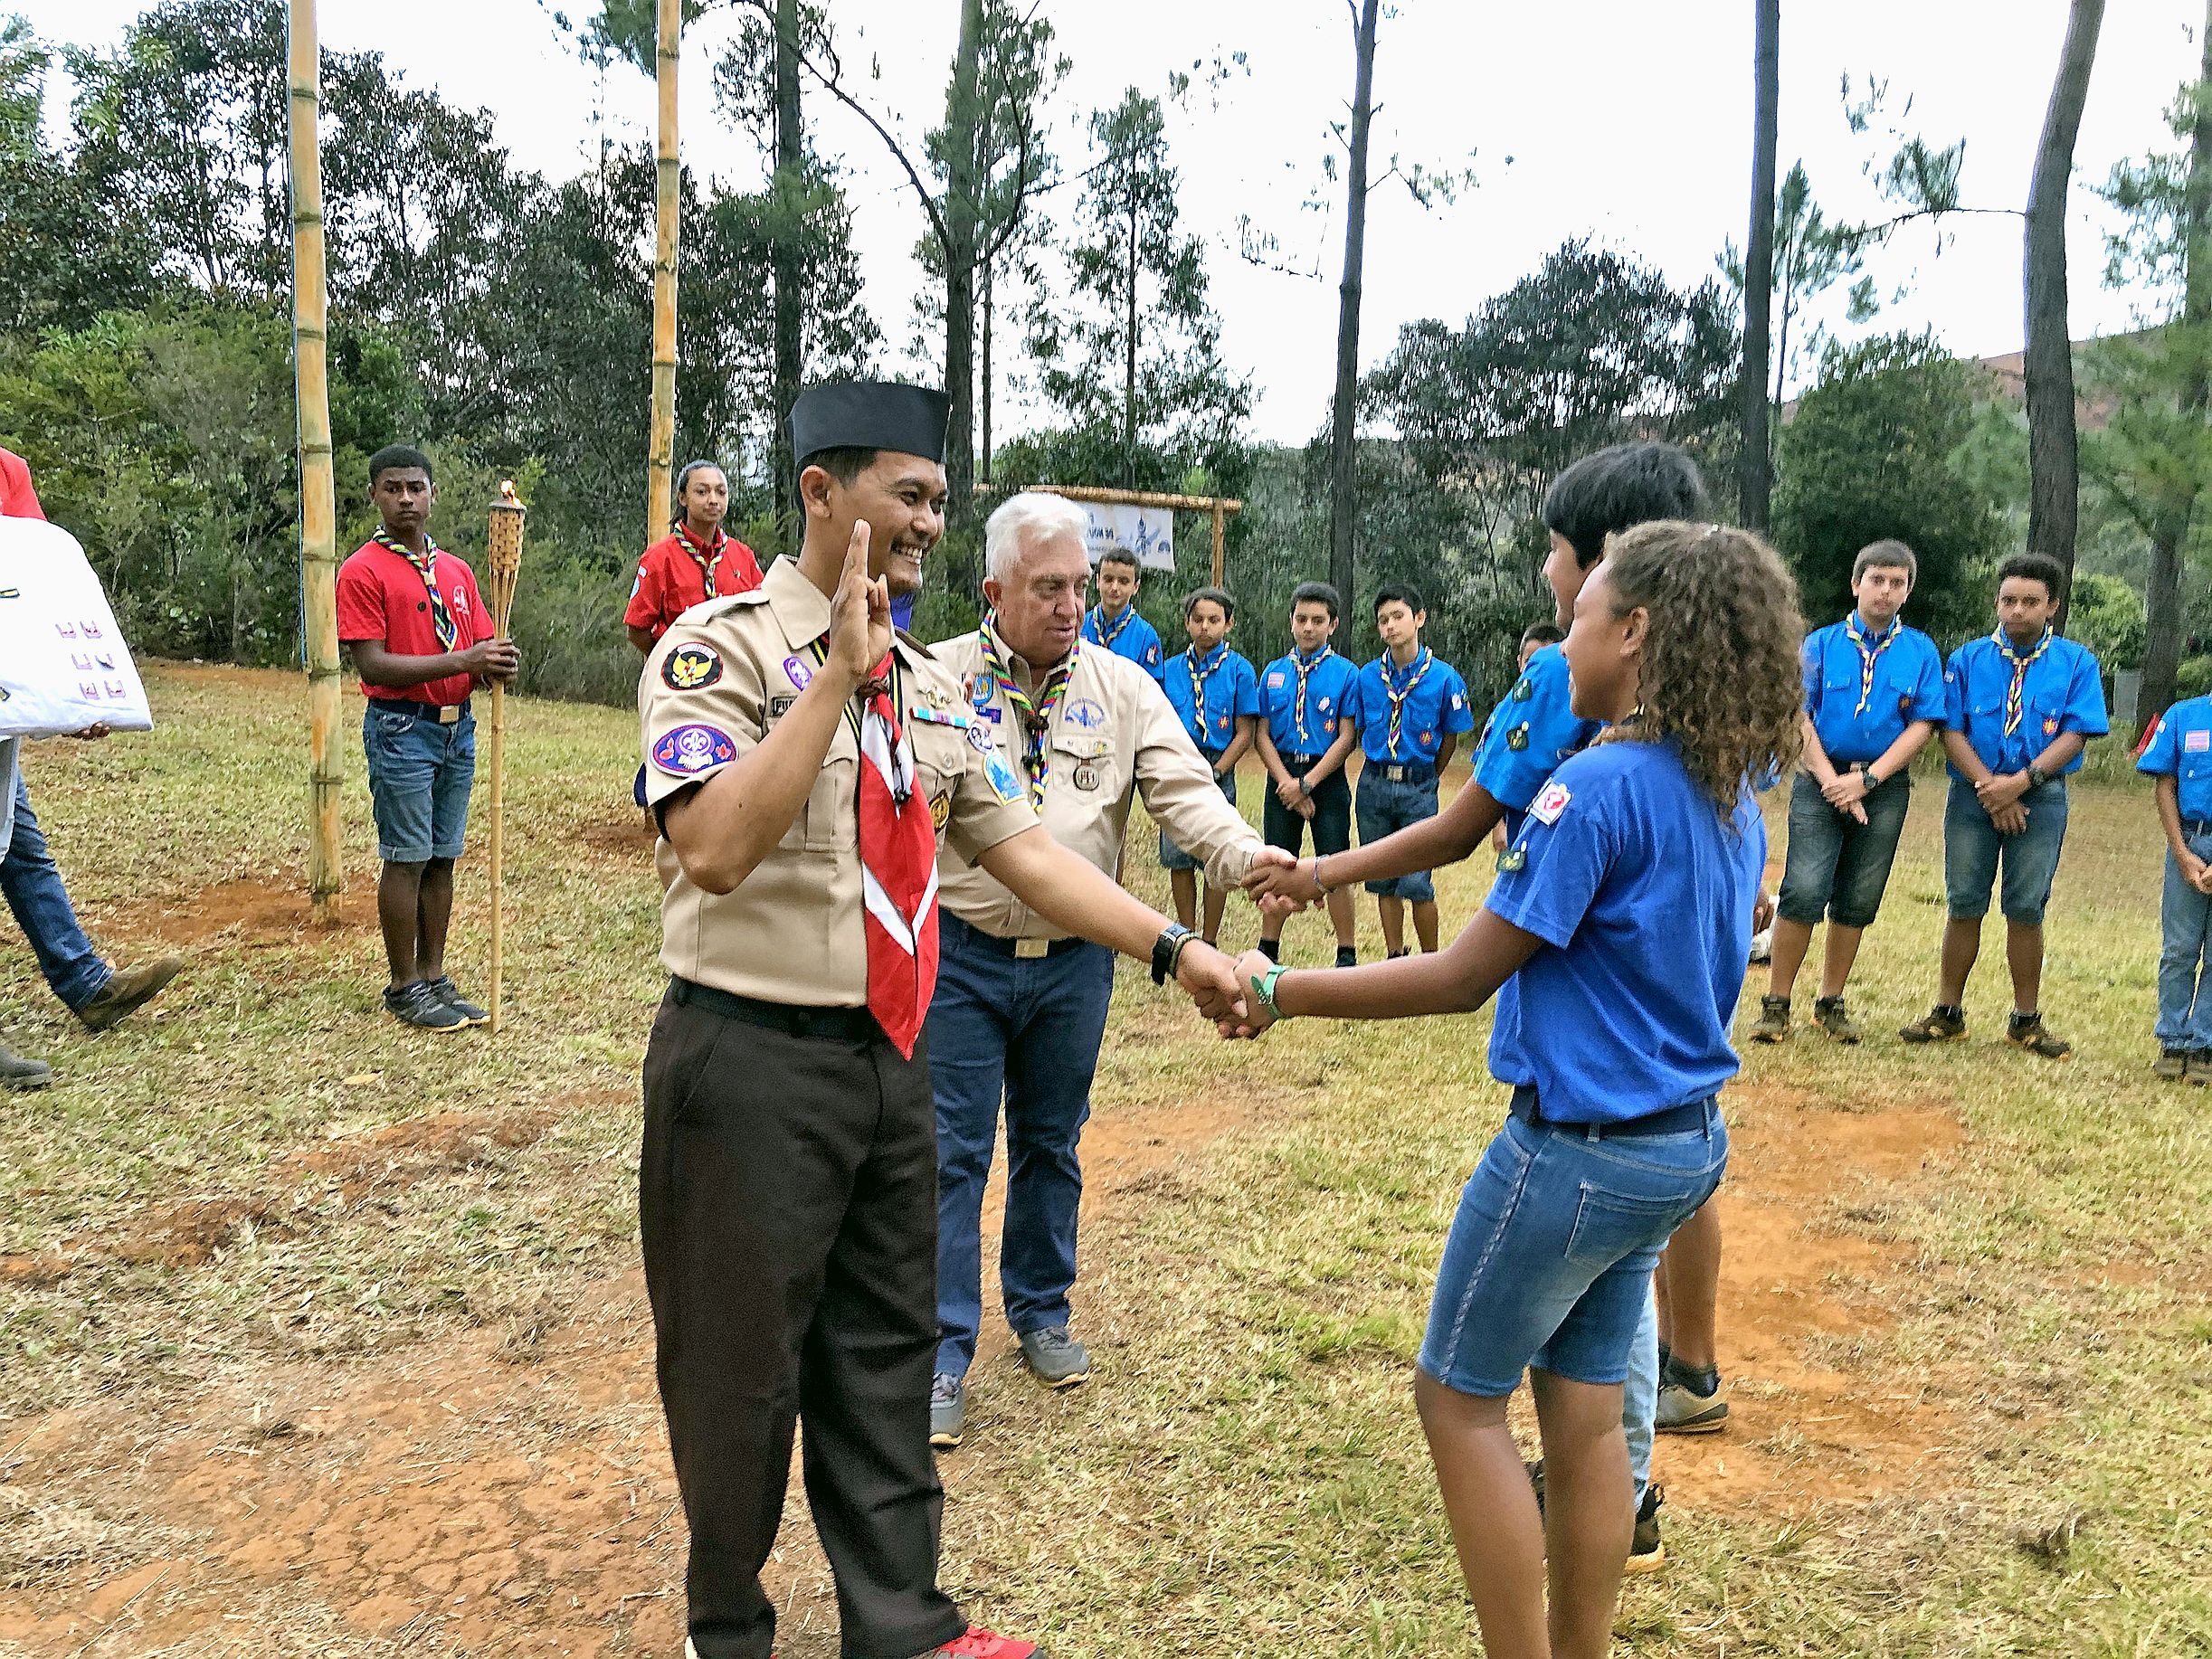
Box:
[2177,652,2212,698]
[1771,331,2004,640]
[2067,571,2148,670]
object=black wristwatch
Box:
[1860,763,1882,790]
[1152,923,1195,985]
[2027,763,2051,790]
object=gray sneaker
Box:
[1017,1325,1091,1389]
[0,1041,52,1092]
[929,1372,964,1450]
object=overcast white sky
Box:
[17,0,2204,444]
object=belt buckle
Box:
[1385,764,1405,782]
[1013,937,1049,960]
[438,705,460,725]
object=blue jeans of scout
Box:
[928,915,1118,1379]
[2,771,112,1012]
[2159,830,2212,1050]
[1942,778,2069,925]
[1354,770,1440,902]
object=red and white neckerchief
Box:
[675,522,727,598]
[851,647,938,1058]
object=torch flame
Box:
[498,479,518,503]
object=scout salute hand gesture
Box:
[826,517,893,690]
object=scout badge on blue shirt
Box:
[1507,722,1530,752]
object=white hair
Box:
[983,491,1092,583]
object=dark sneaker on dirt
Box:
[1625,1482,1666,1574]
[2005,1012,2071,1060]
[922,1626,1047,1658]
[1017,1325,1090,1389]
[2157,1047,2190,1081]
[0,1041,52,1092]
[1900,1004,1967,1044]
[424,976,491,1026]
[1811,995,1861,1044]
[76,953,184,1032]
[1656,1361,1728,1435]
[384,981,470,1032]
[930,1371,964,1450]
[1749,994,1790,1044]
[1334,945,1359,968]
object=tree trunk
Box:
[2024,0,2105,618]
[980,251,994,483]
[2141,0,2212,729]
[770,0,802,545]
[647,0,680,548]
[941,0,984,536]
[1738,0,1780,530]
[1328,0,1379,611]
[288,0,342,923]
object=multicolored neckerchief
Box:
[1290,644,1334,748]
[979,613,1078,808]
[1183,642,1229,745]
[1995,625,2054,738]
[676,521,727,598]
[1381,646,1434,755]
[373,528,455,649]
[1089,602,1135,650]
[1845,612,1901,719]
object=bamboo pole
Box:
[971,480,1244,585]
[647,0,680,547]
[1210,501,1227,590]
[483,484,527,1035]
[289,0,342,924]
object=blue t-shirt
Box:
[1801,616,1946,765]
[1163,642,1261,754]
[1472,643,1602,818]
[1260,647,1360,756]
[1485,740,1766,1123]
[2139,694,2212,821]
[1082,603,1165,683]
[1942,630,2108,780]
[1352,648,1475,764]
[891,592,916,633]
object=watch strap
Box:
[1152,923,1194,986]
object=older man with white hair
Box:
[926,491,1284,1448]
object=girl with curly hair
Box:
[1226,521,1804,1659]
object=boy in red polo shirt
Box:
[336,445,518,1031]
[623,460,763,653]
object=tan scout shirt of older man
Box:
[920,489,1283,1451]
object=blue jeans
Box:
[1419,1100,1728,1397]
[1943,778,2068,924]
[1355,770,1440,902]
[1625,1284,1658,1509]
[927,915,1118,1379]
[363,703,477,863]
[1778,770,1912,928]
[2158,830,2212,1049]
[1,772,112,1012]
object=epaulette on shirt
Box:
[670,590,772,630]
[897,627,938,659]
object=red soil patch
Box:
[94,875,368,948]
[577,811,660,858]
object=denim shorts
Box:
[1777,769,1913,929]
[1943,777,2068,925]
[1418,1100,1728,1398]
[1355,770,1439,901]
[1160,760,1235,872]
[364,701,477,864]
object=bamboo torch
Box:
[484,482,527,1034]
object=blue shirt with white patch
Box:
[2138,693,2212,821]
[1163,642,1260,754]
[1082,603,1165,683]
[1941,630,2108,780]
[1485,739,1766,1123]
[1351,647,1475,764]
[1801,615,1947,765]
[1471,643,1602,830]
[1260,647,1360,757]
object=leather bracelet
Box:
[1311,856,1329,896]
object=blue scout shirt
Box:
[1486,739,1766,1123]
[2138,694,2212,821]
[1352,647,1474,765]
[1942,630,2108,781]
[1471,642,1601,814]
[1082,603,1165,683]
[1163,641,1260,755]
[1260,647,1360,757]
[1801,615,1947,766]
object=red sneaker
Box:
[924,1627,1046,1659]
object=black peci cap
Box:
[788,381,952,471]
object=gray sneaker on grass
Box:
[930,1372,964,1450]
[1017,1325,1091,1389]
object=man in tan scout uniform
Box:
[924,492,1283,1449]
[636,383,1246,1659]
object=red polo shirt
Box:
[0,448,45,520]
[625,526,764,641]
[336,537,489,706]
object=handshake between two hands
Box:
[1163,847,1314,1042]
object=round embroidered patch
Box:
[651,724,737,775]
[662,642,723,691]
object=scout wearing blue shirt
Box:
[1350,583,1474,958]
[1254,581,1362,968]
[1160,585,1260,943]
[1752,540,1946,1048]
[1471,640,1600,844]
[1080,546,1165,682]
[2138,694,2212,1081]
[1902,553,2108,1058]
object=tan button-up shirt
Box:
[932,624,1261,940]
[640,557,1040,1006]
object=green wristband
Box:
[1250,963,1290,1019]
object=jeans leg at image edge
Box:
[1623,1282,1658,1508]
[0,776,111,1010]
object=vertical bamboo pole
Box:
[1210,501,1226,590]
[289,0,342,924]
[647,0,680,546]
[484,486,527,1035]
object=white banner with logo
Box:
[0,517,155,737]
[1079,499,1176,573]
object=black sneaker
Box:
[1626,1483,1666,1574]
[1255,937,1281,962]
[1749,993,1790,1043]
[383,981,470,1032]
[2006,1011,2072,1060]
[424,976,491,1027]
[1900,1004,1968,1043]
[1334,945,1358,969]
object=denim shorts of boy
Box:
[1942,776,2068,925]
[1777,768,1913,929]
[1355,767,1439,901]
[364,701,477,864]
[1418,1097,1728,1397]
[1159,757,1235,872]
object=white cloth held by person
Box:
[0,517,154,738]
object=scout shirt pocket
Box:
[753,676,849,852]
[907,711,977,840]
[1051,726,1117,807]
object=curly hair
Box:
[1590,521,1806,811]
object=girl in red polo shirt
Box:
[624,461,764,653]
